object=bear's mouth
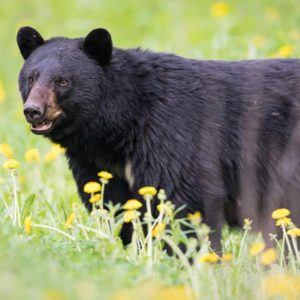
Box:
[30,117,61,135]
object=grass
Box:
[1,0,300,299]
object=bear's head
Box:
[17,26,115,144]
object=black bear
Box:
[17,26,300,252]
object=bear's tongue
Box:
[31,120,53,132]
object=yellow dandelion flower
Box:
[123,199,142,210]
[276,217,292,227]
[244,218,252,226]
[24,216,32,233]
[210,2,230,18]
[157,202,173,216]
[65,213,76,229]
[199,252,219,264]
[24,148,40,162]
[52,144,65,154]
[265,7,279,21]
[124,210,139,223]
[272,208,290,220]
[89,193,101,204]
[97,171,113,180]
[187,211,202,223]
[138,186,157,197]
[0,144,13,158]
[276,45,293,58]
[3,159,20,170]
[221,253,233,262]
[262,274,300,299]
[0,81,6,103]
[249,242,265,256]
[44,150,59,162]
[251,35,266,48]
[152,223,166,237]
[287,228,300,237]
[261,248,277,266]
[83,182,101,194]
[158,285,190,300]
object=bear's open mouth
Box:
[31,120,53,134]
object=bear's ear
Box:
[83,28,113,65]
[17,26,44,60]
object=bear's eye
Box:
[56,77,70,87]
[28,75,35,86]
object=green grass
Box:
[1,0,300,299]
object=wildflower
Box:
[262,274,300,299]
[24,216,32,233]
[157,202,173,216]
[221,253,233,262]
[3,159,20,170]
[261,248,277,266]
[65,213,76,229]
[249,242,265,256]
[287,228,300,237]
[138,186,157,197]
[89,193,101,204]
[44,150,59,162]
[272,208,290,220]
[243,218,252,230]
[0,81,6,103]
[265,7,279,21]
[24,148,40,162]
[199,252,219,264]
[158,285,190,299]
[97,171,113,180]
[187,211,202,223]
[52,144,65,154]
[152,223,166,237]
[276,45,293,58]
[123,199,142,210]
[210,2,230,18]
[251,35,266,48]
[83,182,101,194]
[0,144,13,158]
[124,210,140,223]
[276,217,292,227]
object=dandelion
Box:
[89,193,101,204]
[272,208,290,220]
[0,144,13,158]
[265,7,279,21]
[3,158,20,170]
[287,228,300,237]
[24,216,32,233]
[0,81,6,103]
[157,202,173,217]
[276,217,292,227]
[210,2,230,18]
[124,210,140,223]
[97,171,113,180]
[65,213,76,229]
[198,252,219,264]
[123,199,142,210]
[44,150,59,162]
[83,182,101,194]
[52,144,65,154]
[249,242,265,256]
[152,223,166,237]
[24,148,40,162]
[276,45,293,58]
[243,218,252,230]
[187,211,202,223]
[261,248,277,266]
[221,253,233,262]
[138,186,157,197]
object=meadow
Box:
[1,0,300,299]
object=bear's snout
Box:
[23,104,44,123]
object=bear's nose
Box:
[23,105,43,123]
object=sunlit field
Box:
[1,1,300,299]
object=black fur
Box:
[17,28,300,251]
